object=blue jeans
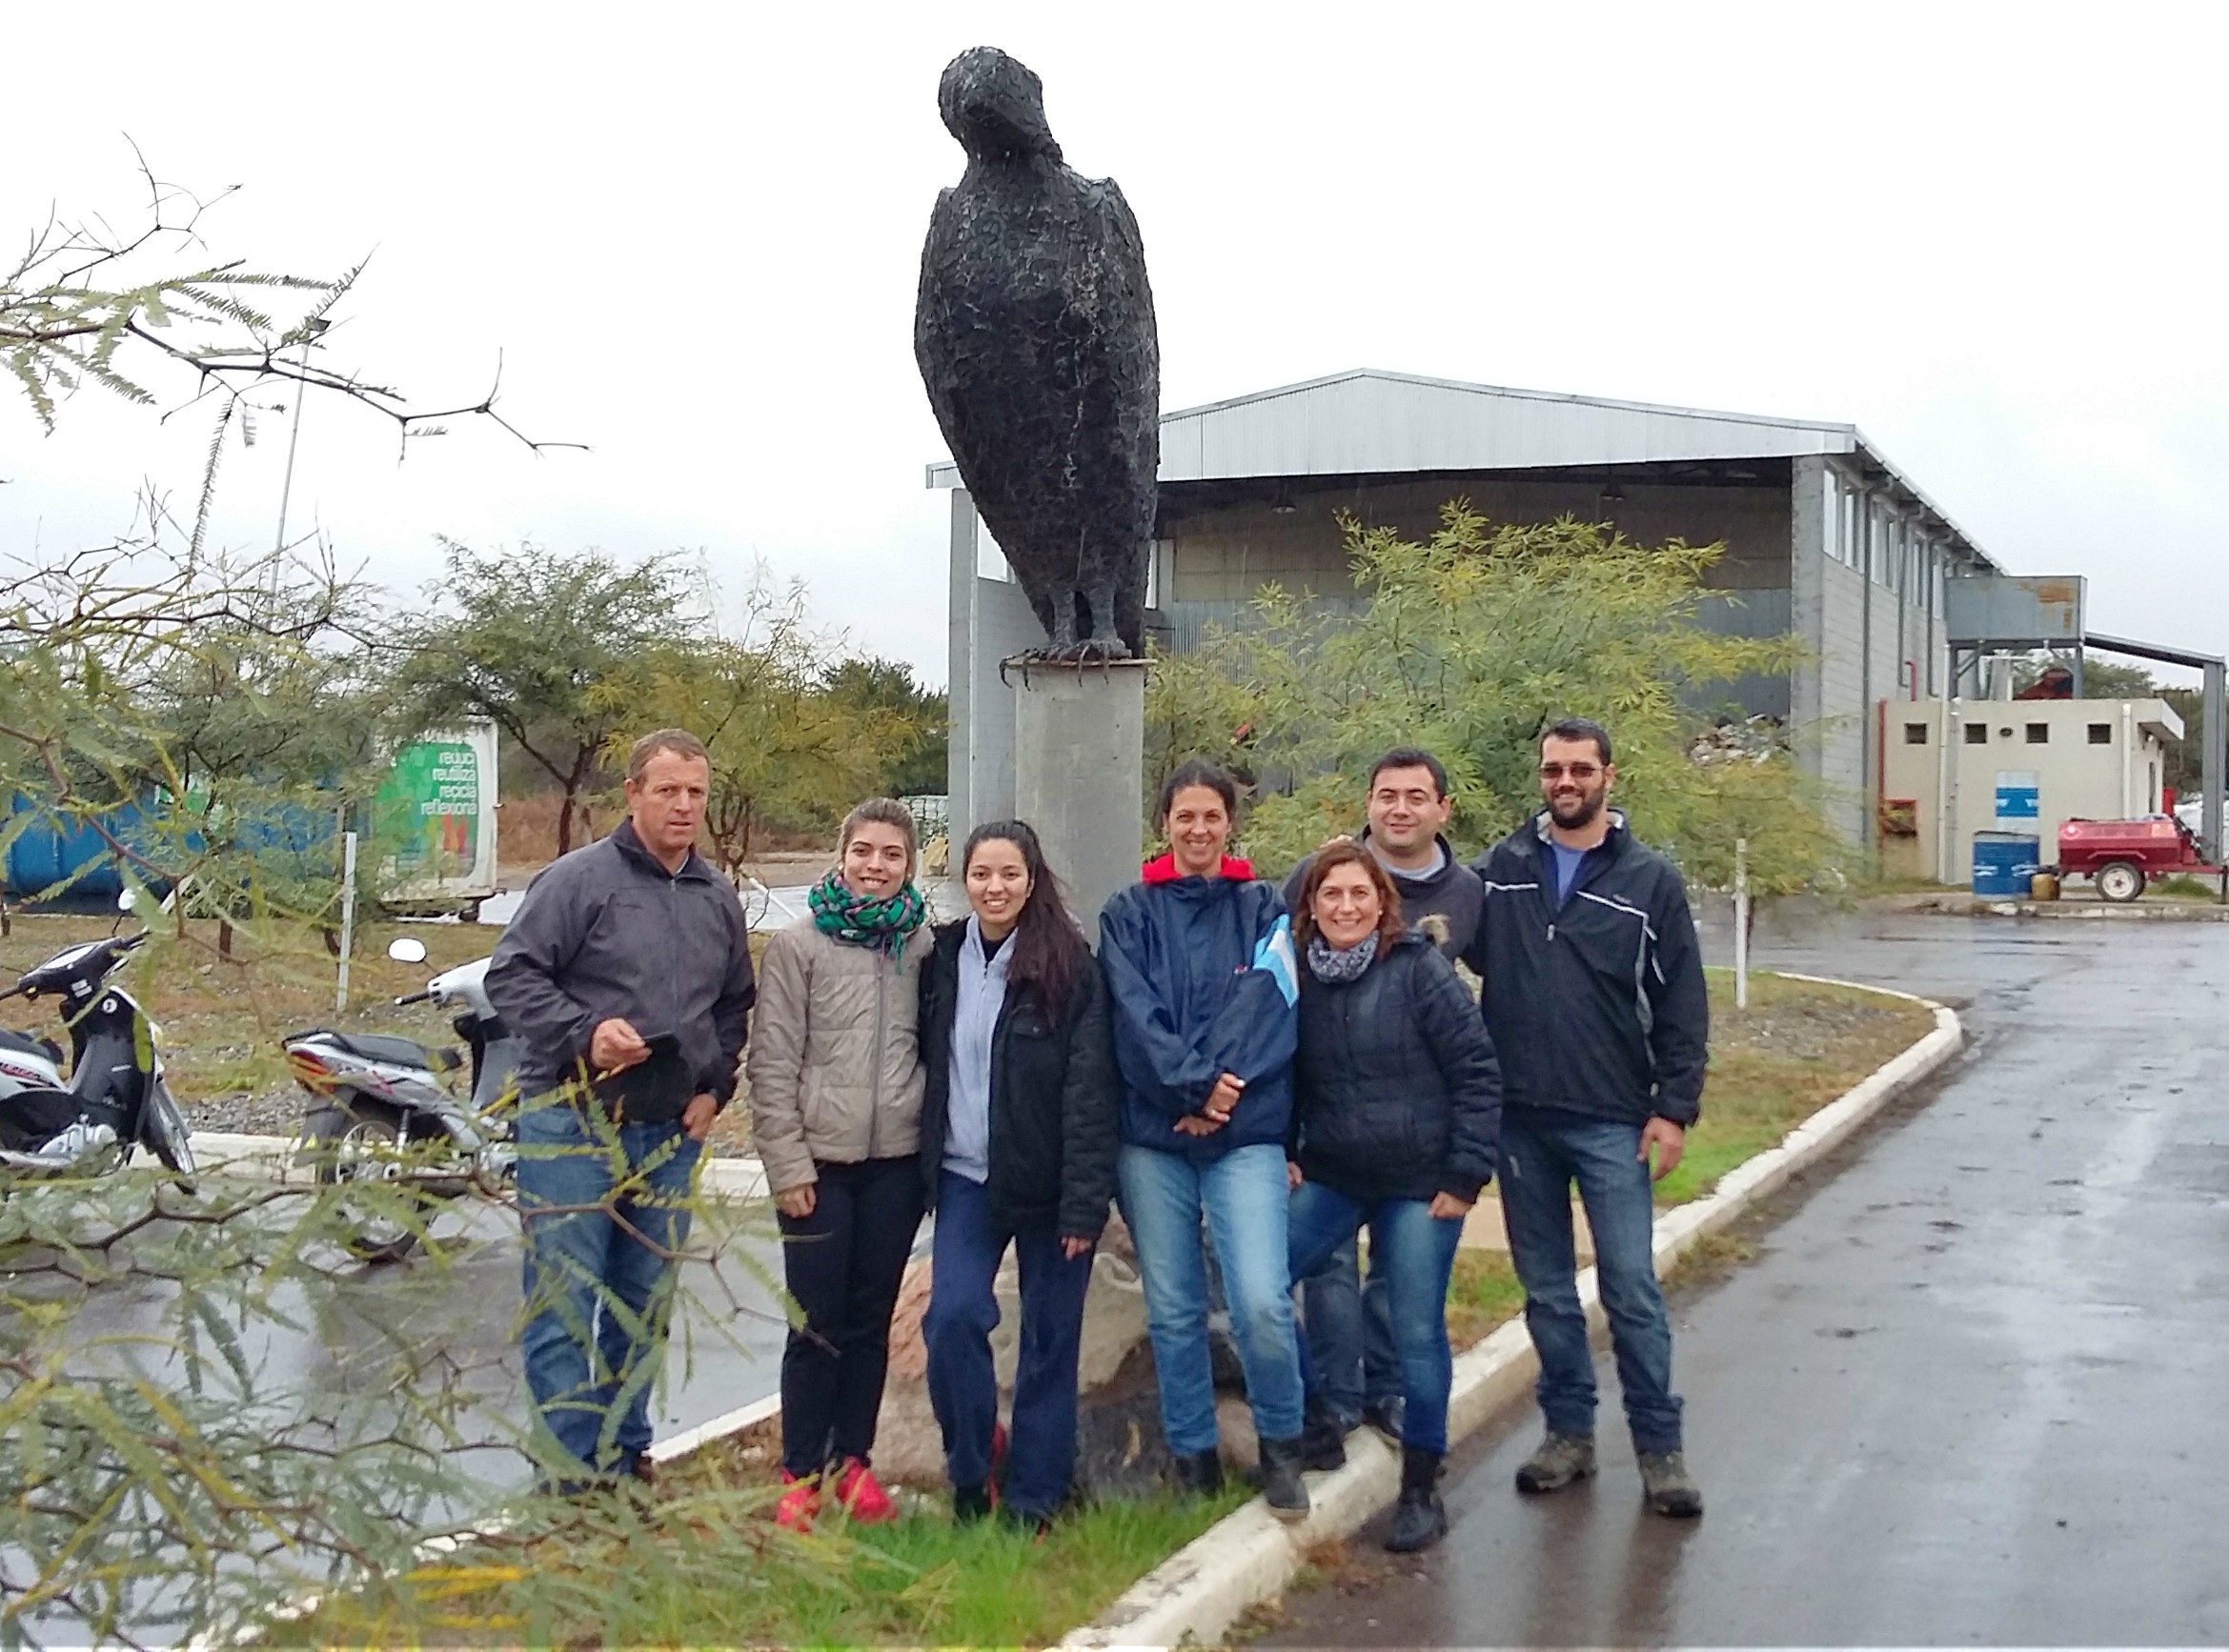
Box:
[1287,1181,1464,1453]
[515,1097,700,1481]
[1117,1141,1306,1454]
[1498,1109,1683,1454]
[924,1170,1097,1519]
[1299,1236,1399,1425]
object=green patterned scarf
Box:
[808,870,926,960]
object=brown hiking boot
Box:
[1638,1450,1703,1518]
[1513,1431,1596,1494]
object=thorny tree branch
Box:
[4,148,585,464]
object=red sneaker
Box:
[833,1457,899,1523]
[774,1468,820,1532]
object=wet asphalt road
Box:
[1266,910,2229,1647]
[61,1198,796,1476]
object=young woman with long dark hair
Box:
[1097,759,1312,1521]
[747,797,930,1530]
[1285,839,1502,1552]
[917,820,1120,1530]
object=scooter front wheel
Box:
[299,1102,425,1263]
[142,1082,197,1193]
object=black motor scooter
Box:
[0,896,196,1187]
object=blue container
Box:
[1973,832,2042,897]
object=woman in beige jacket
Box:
[747,797,930,1530]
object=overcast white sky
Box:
[7,2,2225,688]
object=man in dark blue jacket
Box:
[1464,717,1708,1518]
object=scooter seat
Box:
[0,1026,64,1066]
[313,1031,453,1071]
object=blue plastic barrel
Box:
[1973,832,2042,897]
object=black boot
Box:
[1256,1435,1311,1522]
[1299,1411,1348,1473]
[1385,1446,1447,1553]
[1170,1449,1225,1498]
[952,1482,995,1524]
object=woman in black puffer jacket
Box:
[1286,839,1503,1554]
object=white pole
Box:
[1733,836,1750,1011]
[336,830,358,1013]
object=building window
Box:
[1904,722,1929,745]
[2089,723,2112,744]
[2025,723,2050,744]
[1964,723,1988,745]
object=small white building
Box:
[1879,697,2184,883]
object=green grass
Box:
[1445,1249,1525,1345]
[1657,970,1935,1206]
[293,1483,1248,1649]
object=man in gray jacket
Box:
[488,728,755,1492]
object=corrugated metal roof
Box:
[924,368,1997,569]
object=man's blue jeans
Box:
[1498,1108,1683,1454]
[1117,1141,1306,1454]
[923,1170,1096,1519]
[1299,1237,1399,1426]
[1287,1181,1464,1453]
[516,1097,700,1481]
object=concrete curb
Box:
[1062,976,1965,1652]
[1892,893,2229,922]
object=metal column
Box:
[2205,660,2224,861]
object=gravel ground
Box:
[1716,988,1916,1062]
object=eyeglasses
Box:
[1538,763,1601,780]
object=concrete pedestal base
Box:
[1008,658,1147,932]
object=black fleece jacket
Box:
[1283,832,1485,961]
[1290,930,1503,1203]
[1463,810,1709,1128]
[917,920,1122,1241]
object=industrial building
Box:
[1879,694,2185,884]
[936,369,2221,873]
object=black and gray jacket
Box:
[1283,831,1484,962]
[1290,930,1503,1203]
[487,820,756,1120]
[917,920,1122,1241]
[1462,810,1708,1128]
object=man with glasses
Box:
[1464,717,1709,1517]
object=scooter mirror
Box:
[116,889,137,913]
[386,937,430,965]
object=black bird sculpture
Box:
[916,46,1159,659]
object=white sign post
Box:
[335,830,359,1014]
[1733,836,1750,1011]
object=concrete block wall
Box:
[1159,472,1793,606]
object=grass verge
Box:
[286,1484,1248,1649]
[1659,969,1935,1206]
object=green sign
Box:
[376,740,481,880]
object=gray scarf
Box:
[1306,931,1379,983]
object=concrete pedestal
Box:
[1008,658,1147,932]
